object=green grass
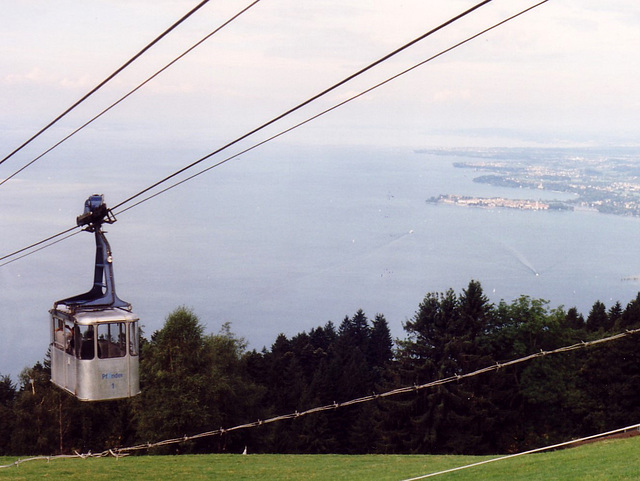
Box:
[1,436,639,480]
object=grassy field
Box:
[1,435,639,480]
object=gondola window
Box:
[52,317,74,354]
[79,325,96,360]
[97,322,126,359]
[129,321,139,356]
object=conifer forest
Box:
[1,280,639,456]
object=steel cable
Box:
[114,0,549,217]
[0,0,506,265]
[110,0,497,212]
[0,0,262,188]
[0,0,212,169]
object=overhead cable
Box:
[111,0,496,211]
[0,0,211,169]
[0,226,80,267]
[0,0,262,188]
[114,0,549,216]
[0,0,546,265]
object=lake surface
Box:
[2,145,640,379]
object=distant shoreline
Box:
[418,147,640,217]
[428,194,572,212]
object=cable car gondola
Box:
[50,195,140,401]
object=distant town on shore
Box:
[419,147,640,216]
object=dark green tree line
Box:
[2,284,639,456]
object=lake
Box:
[2,145,640,379]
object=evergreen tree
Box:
[297,358,339,453]
[334,345,372,452]
[586,300,608,332]
[565,306,585,331]
[369,314,394,379]
[618,293,640,330]
[394,288,465,453]
[578,296,640,435]
[258,333,308,453]
[308,322,337,353]
[0,375,16,455]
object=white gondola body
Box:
[50,305,140,401]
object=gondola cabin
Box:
[50,306,140,401]
[50,194,140,401]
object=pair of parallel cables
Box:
[0,0,212,171]
[0,0,549,266]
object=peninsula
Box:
[419,147,640,216]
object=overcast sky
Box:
[2,0,639,152]
[1,0,640,379]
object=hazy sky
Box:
[1,0,640,379]
[2,0,639,150]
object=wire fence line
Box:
[0,450,130,469]
[117,327,639,454]
[1,326,639,469]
